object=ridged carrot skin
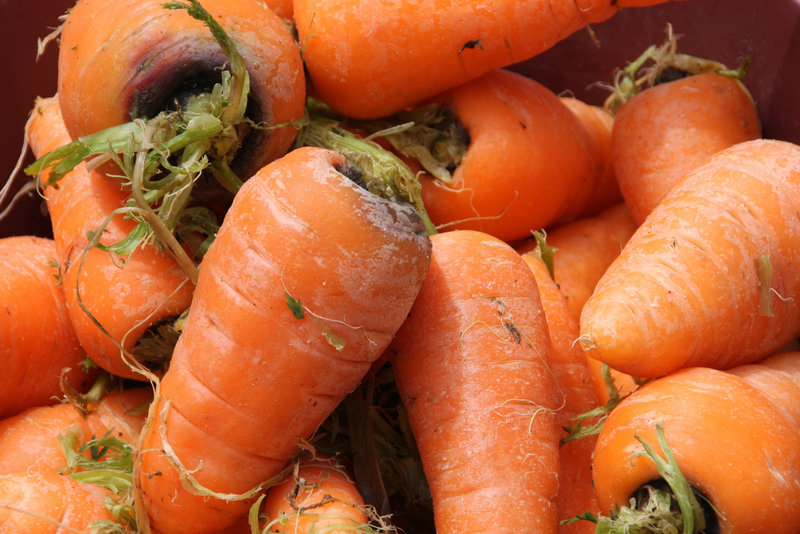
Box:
[27,97,195,381]
[138,147,432,534]
[0,235,93,418]
[58,0,305,180]
[294,0,685,119]
[612,72,761,224]
[592,351,800,533]
[390,229,560,534]
[580,139,800,378]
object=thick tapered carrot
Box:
[390,229,560,533]
[580,139,800,378]
[520,250,601,533]
[57,0,305,182]
[294,0,686,119]
[591,351,800,533]
[0,470,117,532]
[0,235,94,418]
[0,387,151,476]
[26,96,195,381]
[137,146,432,534]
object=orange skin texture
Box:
[592,352,800,533]
[520,252,601,533]
[293,0,679,119]
[558,96,623,219]
[516,203,639,401]
[0,387,151,476]
[419,69,595,243]
[612,73,762,224]
[27,97,195,381]
[0,470,115,532]
[580,139,800,378]
[138,147,432,534]
[261,461,367,533]
[0,235,94,418]
[58,0,305,180]
[390,229,560,534]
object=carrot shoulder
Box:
[580,139,800,378]
[390,229,560,533]
[137,146,432,534]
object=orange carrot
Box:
[390,229,560,533]
[0,234,94,418]
[520,249,601,533]
[0,470,117,532]
[607,29,761,224]
[137,146,432,534]
[294,0,686,119]
[26,96,195,381]
[260,455,371,533]
[579,139,800,378]
[590,351,800,533]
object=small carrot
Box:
[520,247,601,533]
[258,454,373,533]
[26,96,195,381]
[390,229,561,533]
[589,351,800,533]
[137,146,432,534]
[606,26,761,224]
[294,0,686,119]
[357,69,597,243]
[579,139,800,378]
[0,234,94,418]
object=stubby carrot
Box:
[390,229,560,533]
[137,146,432,534]
[26,96,195,381]
[520,249,601,533]
[580,139,800,378]
[294,0,686,119]
[0,235,94,418]
[590,351,800,533]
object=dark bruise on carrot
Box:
[591,351,800,533]
[294,0,686,120]
[137,146,432,534]
[390,229,560,533]
[0,234,94,419]
[580,139,800,378]
[26,96,195,381]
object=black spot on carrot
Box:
[504,321,522,343]
[459,38,485,54]
[519,120,527,129]
[335,161,367,191]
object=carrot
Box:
[294,0,686,119]
[516,204,639,402]
[26,96,195,381]
[57,0,305,183]
[579,138,800,378]
[589,350,800,533]
[137,146,432,534]
[389,229,560,533]
[357,69,596,243]
[0,470,117,532]
[0,385,151,476]
[520,248,601,533]
[606,27,761,224]
[0,234,95,418]
[259,454,373,533]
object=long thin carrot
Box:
[137,146,432,534]
[0,235,94,418]
[589,351,800,533]
[389,229,560,533]
[579,139,800,378]
[26,96,195,381]
[520,248,601,533]
[294,0,686,119]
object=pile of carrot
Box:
[1,0,798,533]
